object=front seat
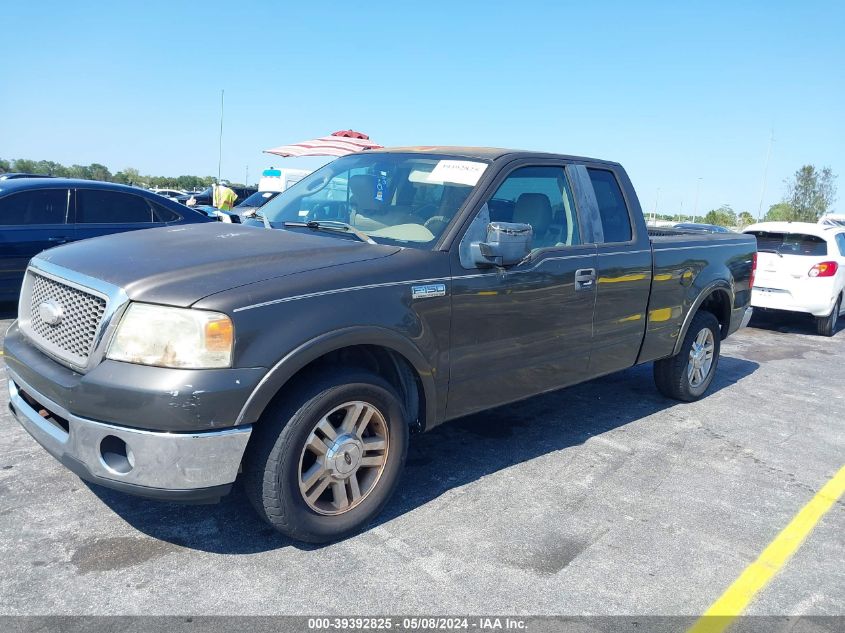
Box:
[348,174,385,231]
[513,193,553,248]
[348,174,418,232]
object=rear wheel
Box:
[243,369,408,543]
[654,310,721,402]
[816,296,841,337]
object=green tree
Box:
[88,163,112,182]
[113,167,142,185]
[12,158,38,173]
[704,204,737,228]
[764,202,797,222]
[784,165,837,221]
[737,211,755,228]
[0,159,10,173]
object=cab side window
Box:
[489,166,580,251]
[587,168,632,243]
[0,189,69,225]
[836,233,845,257]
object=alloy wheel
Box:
[297,401,389,515]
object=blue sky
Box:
[1,0,842,217]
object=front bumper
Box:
[7,372,251,502]
[3,321,267,431]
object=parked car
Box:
[175,185,257,207]
[4,147,756,542]
[0,178,212,301]
[233,190,281,216]
[744,221,845,335]
[673,222,732,233]
[149,188,188,200]
[191,191,282,223]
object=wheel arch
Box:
[672,282,733,356]
[236,327,437,432]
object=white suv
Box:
[744,222,845,336]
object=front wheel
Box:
[654,310,721,402]
[816,296,841,337]
[243,369,409,543]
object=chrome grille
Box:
[27,273,107,367]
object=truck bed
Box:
[636,229,757,364]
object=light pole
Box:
[693,177,702,222]
[217,89,224,183]
[652,188,661,224]
[757,129,774,220]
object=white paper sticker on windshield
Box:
[427,160,487,186]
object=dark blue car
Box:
[0,178,212,301]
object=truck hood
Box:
[36,223,401,307]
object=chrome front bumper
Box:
[7,372,252,502]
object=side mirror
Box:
[471,222,533,267]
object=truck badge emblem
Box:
[411,283,447,299]
[38,300,64,326]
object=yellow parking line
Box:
[688,464,845,633]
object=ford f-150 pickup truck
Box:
[4,147,756,542]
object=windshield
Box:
[260,153,487,247]
[237,191,278,208]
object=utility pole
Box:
[652,188,661,224]
[693,177,702,221]
[756,129,774,220]
[217,89,224,183]
[245,165,249,187]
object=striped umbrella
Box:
[264,130,382,158]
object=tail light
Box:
[749,252,758,288]
[808,261,838,277]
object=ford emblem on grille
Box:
[38,300,64,326]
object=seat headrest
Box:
[514,193,552,233]
[349,174,379,212]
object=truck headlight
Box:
[107,303,234,369]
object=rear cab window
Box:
[747,231,828,256]
[587,168,632,243]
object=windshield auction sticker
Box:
[427,160,488,186]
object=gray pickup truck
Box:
[4,147,756,542]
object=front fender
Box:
[235,326,438,430]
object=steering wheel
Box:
[423,215,450,234]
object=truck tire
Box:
[816,296,841,337]
[242,369,409,543]
[653,310,721,402]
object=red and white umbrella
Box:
[264,130,382,158]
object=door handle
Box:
[48,237,69,244]
[575,268,596,291]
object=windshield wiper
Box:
[757,248,783,257]
[283,220,376,244]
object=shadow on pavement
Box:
[87,356,759,553]
[0,302,17,321]
[748,308,844,336]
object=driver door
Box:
[446,163,597,420]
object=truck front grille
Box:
[26,273,108,368]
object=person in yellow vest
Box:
[213,182,238,210]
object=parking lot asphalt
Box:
[0,304,842,617]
